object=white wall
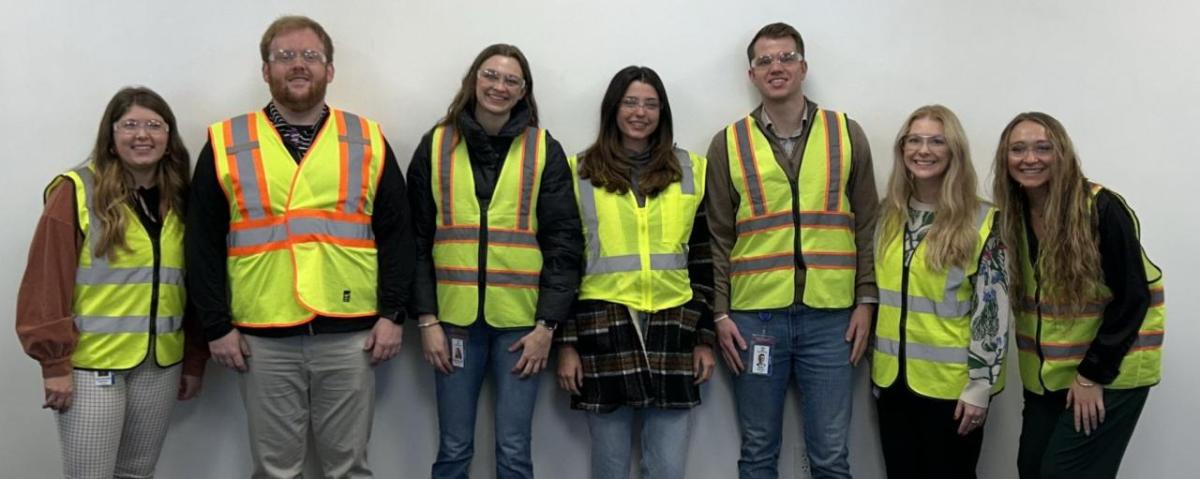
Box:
[2,1,1196,477]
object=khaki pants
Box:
[239,330,375,479]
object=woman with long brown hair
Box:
[554,65,715,479]
[871,105,1009,478]
[406,44,581,478]
[994,112,1164,479]
[16,86,208,478]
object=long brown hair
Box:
[440,44,539,129]
[88,87,191,259]
[991,112,1101,311]
[578,66,680,197]
[880,105,980,271]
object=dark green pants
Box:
[1017,387,1150,479]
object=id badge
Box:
[450,337,465,369]
[94,371,114,387]
[751,335,774,376]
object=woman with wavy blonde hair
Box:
[16,86,208,478]
[872,105,1009,478]
[993,112,1164,479]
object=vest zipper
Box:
[1033,270,1048,392]
[636,202,651,309]
[789,178,803,272]
[148,222,161,366]
[477,198,490,323]
[898,243,911,385]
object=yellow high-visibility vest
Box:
[726,110,857,310]
[430,124,547,327]
[51,165,185,370]
[570,149,706,311]
[1015,183,1165,394]
[210,108,386,327]
[872,203,1004,399]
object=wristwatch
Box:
[536,319,558,332]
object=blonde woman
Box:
[16,86,207,478]
[994,112,1164,479]
[872,105,1009,478]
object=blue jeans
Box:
[587,407,692,479]
[731,304,853,479]
[432,320,541,479]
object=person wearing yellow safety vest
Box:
[406,44,581,479]
[17,87,208,478]
[551,66,717,479]
[705,23,880,479]
[992,112,1165,479]
[871,105,1010,478]
[186,16,414,477]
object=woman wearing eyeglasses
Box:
[406,43,582,479]
[992,112,1164,479]
[553,66,715,479]
[871,105,1009,478]
[16,86,208,478]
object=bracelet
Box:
[713,314,730,324]
[1075,376,1097,388]
[417,320,441,328]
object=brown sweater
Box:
[705,100,879,313]
[16,182,208,378]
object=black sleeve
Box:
[686,199,716,345]
[406,130,439,317]
[184,140,234,342]
[533,132,584,324]
[372,139,414,324]
[1077,190,1152,385]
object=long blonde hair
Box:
[88,87,191,259]
[991,112,1101,311]
[880,105,980,271]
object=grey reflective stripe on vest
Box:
[287,217,374,241]
[74,315,183,334]
[674,148,695,195]
[736,212,792,236]
[517,127,539,230]
[875,336,967,364]
[76,266,183,286]
[434,227,538,247]
[878,205,992,317]
[578,153,693,275]
[822,110,843,211]
[801,212,852,228]
[731,253,791,274]
[732,118,767,217]
[338,112,371,214]
[228,224,288,248]
[802,253,857,268]
[435,268,538,287]
[488,271,540,287]
[435,268,476,283]
[437,125,457,226]
[1015,334,1036,352]
[226,114,267,220]
[1024,333,1162,360]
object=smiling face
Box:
[616,81,660,152]
[112,105,168,175]
[473,55,526,117]
[261,27,334,113]
[747,36,807,102]
[903,117,952,188]
[1006,120,1057,195]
